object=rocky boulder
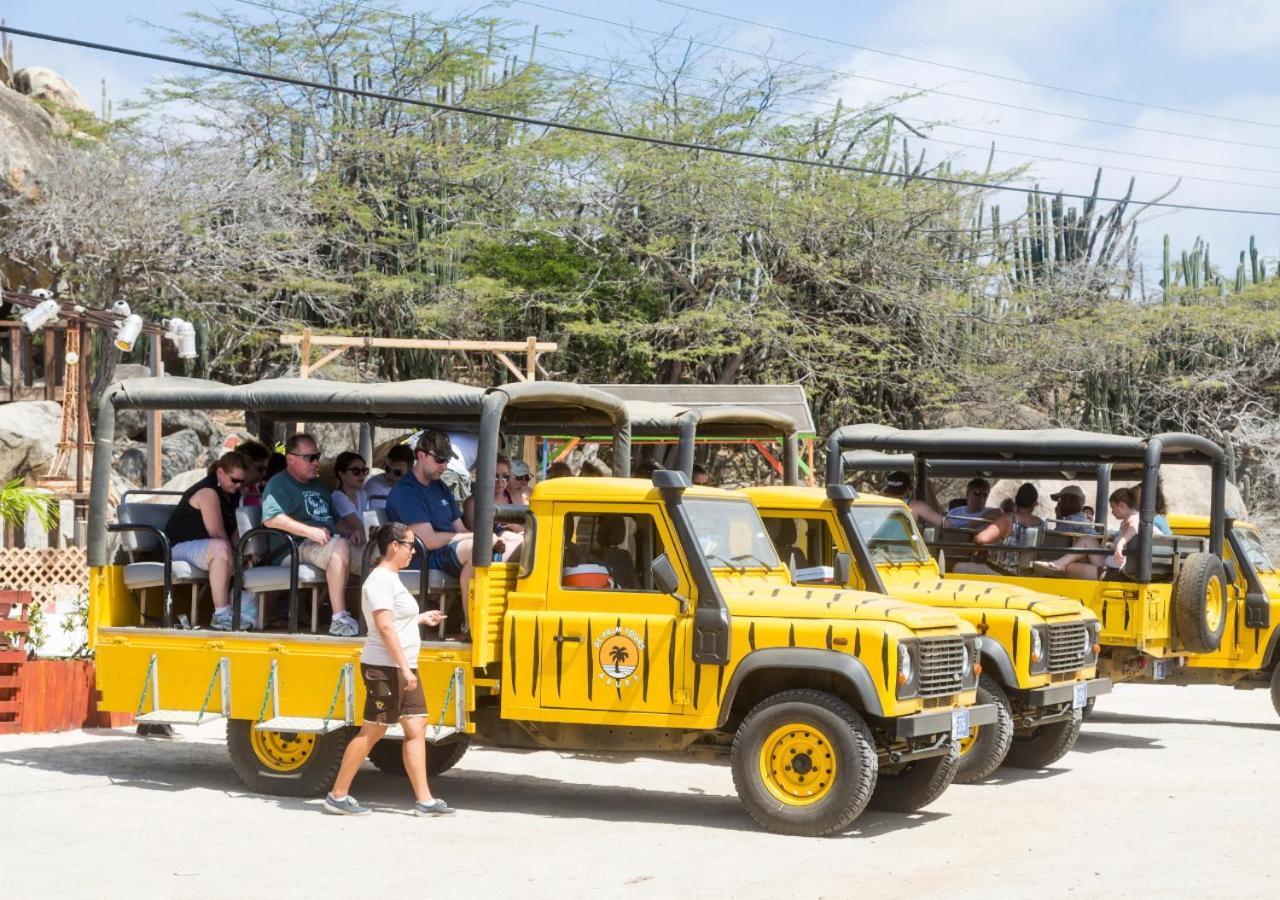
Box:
[160,428,207,484]
[13,67,93,115]
[116,407,221,444]
[112,442,147,487]
[0,82,56,200]
[0,399,61,481]
[162,468,209,493]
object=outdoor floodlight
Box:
[164,317,198,360]
[111,299,132,318]
[115,314,144,352]
[21,298,61,333]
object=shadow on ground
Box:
[1088,711,1280,733]
[0,732,940,838]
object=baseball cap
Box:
[1050,485,1086,501]
[884,471,911,494]
[415,429,454,461]
[510,459,531,478]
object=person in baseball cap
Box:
[881,470,943,527]
[1050,484,1092,535]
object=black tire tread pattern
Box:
[368,735,469,776]
[730,688,877,837]
[954,674,1014,784]
[1003,711,1082,770]
[870,743,959,812]
[1173,552,1227,654]
[1270,666,1280,718]
[225,719,353,798]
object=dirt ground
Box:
[1,683,1275,898]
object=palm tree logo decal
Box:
[596,631,640,681]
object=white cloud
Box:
[1163,0,1280,59]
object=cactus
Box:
[1250,235,1259,284]
[1162,234,1172,301]
[1236,252,1246,293]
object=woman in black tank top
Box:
[163,451,250,630]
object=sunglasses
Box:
[429,453,450,464]
[226,475,245,485]
[513,474,530,482]
[389,467,409,477]
[343,467,369,476]
[290,452,322,463]
[495,473,510,481]
[393,538,415,548]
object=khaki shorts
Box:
[299,535,344,569]
[361,664,428,724]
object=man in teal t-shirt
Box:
[261,433,364,636]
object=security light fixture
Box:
[115,314,144,352]
[164,317,198,360]
[21,298,61,333]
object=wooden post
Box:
[522,335,538,469]
[298,327,312,378]
[75,322,88,495]
[146,332,163,488]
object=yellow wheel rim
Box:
[1204,577,1225,634]
[957,725,980,757]
[758,723,838,807]
[249,729,317,773]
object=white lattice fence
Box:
[0,547,88,606]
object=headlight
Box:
[1029,625,1048,674]
[895,641,917,699]
[961,636,979,689]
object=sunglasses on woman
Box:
[344,467,369,476]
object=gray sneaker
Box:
[329,611,359,637]
[210,602,256,632]
[414,798,456,817]
[324,793,370,816]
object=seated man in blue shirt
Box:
[386,430,475,633]
[942,477,998,529]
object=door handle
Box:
[553,635,582,644]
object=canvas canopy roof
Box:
[592,384,815,437]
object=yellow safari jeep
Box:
[87,377,991,836]
[745,485,1109,782]
[826,425,1257,714]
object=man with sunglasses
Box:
[164,450,257,631]
[366,443,415,511]
[942,476,999,529]
[386,430,475,633]
[261,433,360,637]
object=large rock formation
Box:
[0,399,61,481]
[13,67,93,115]
[0,82,56,201]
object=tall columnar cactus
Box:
[1236,252,1246,293]
[1162,233,1172,301]
[1249,235,1259,284]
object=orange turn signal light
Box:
[1093,644,1101,654]
[897,673,908,686]
[973,663,982,676]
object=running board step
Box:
[137,710,227,726]
[382,724,461,744]
[255,716,349,734]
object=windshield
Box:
[849,505,932,565]
[1233,525,1277,573]
[685,498,781,569]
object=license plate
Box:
[1153,659,1168,680]
[1072,683,1088,710]
[951,708,971,739]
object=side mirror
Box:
[1223,559,1239,585]
[650,554,690,615]
[650,553,680,595]
[834,552,852,586]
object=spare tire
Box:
[1173,552,1227,654]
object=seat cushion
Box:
[397,569,458,593]
[242,564,326,593]
[123,561,209,588]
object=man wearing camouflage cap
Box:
[386,430,475,633]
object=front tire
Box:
[869,742,959,812]
[1270,666,1280,718]
[1003,710,1082,770]
[226,720,353,797]
[954,675,1014,784]
[730,689,878,836]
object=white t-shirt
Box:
[360,567,420,668]
[332,488,369,520]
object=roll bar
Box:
[669,406,800,485]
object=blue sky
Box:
[9,0,1280,286]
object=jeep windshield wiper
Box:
[731,553,772,569]
[707,553,746,573]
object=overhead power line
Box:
[231,0,1280,180]
[657,0,1280,131]
[513,1,1280,153]
[2,24,1277,216]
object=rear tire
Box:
[368,735,471,777]
[869,742,959,812]
[226,720,353,797]
[1003,711,1082,770]
[1173,553,1227,654]
[954,675,1014,784]
[1270,666,1280,718]
[730,689,878,836]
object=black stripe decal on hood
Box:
[881,636,890,690]
[748,621,756,650]
[1012,616,1020,664]
[788,624,796,647]
[825,625,833,650]
[854,628,861,656]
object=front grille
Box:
[918,636,966,697]
[1047,622,1091,673]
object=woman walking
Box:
[324,521,455,817]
